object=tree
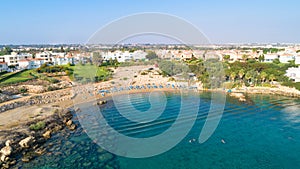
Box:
[269,74,276,83]
[146,51,158,60]
[223,55,230,61]
[92,52,103,66]
[287,60,296,67]
[230,72,236,82]
[245,71,252,83]
[238,69,245,80]
[260,72,267,83]
[258,54,265,62]
[109,58,113,65]
[273,58,280,64]
[60,46,65,52]
[0,46,13,55]
[250,70,259,85]
[113,58,119,68]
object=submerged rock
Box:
[66,120,73,126]
[97,100,107,105]
[69,124,77,130]
[229,92,246,102]
[43,131,51,139]
[21,152,36,163]
[2,162,10,169]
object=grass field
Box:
[0,64,112,86]
[0,72,15,81]
[0,70,35,85]
[70,64,111,82]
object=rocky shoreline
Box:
[231,86,300,98]
[0,84,300,168]
[0,109,75,169]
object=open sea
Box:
[19,91,300,169]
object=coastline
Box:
[1,84,300,129]
[1,83,300,168]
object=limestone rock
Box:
[69,124,76,130]
[43,130,51,139]
[19,136,34,148]
[230,92,246,102]
[66,120,73,126]
[0,140,12,162]
[97,100,107,105]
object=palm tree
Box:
[269,74,276,83]
[250,70,258,86]
[238,69,245,80]
[245,72,251,83]
[230,72,236,82]
[260,72,267,83]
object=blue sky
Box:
[1,0,300,44]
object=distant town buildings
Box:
[18,58,45,70]
[0,51,75,71]
[286,66,300,82]
[100,50,147,62]
[0,52,32,66]
[0,44,300,73]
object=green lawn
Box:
[0,64,111,86]
[0,70,35,85]
[70,64,111,82]
[0,72,15,81]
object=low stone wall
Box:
[0,94,12,104]
[0,91,71,113]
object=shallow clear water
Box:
[21,92,300,169]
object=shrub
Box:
[282,82,300,90]
[261,83,272,87]
[168,77,175,81]
[140,71,148,75]
[29,121,46,131]
[19,87,28,94]
[47,86,60,91]
[48,78,59,84]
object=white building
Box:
[132,50,147,61]
[286,66,300,82]
[296,56,300,65]
[101,50,147,62]
[18,59,44,70]
[35,51,52,62]
[0,52,32,66]
[0,62,8,72]
[264,54,280,63]
[35,51,74,66]
[279,55,295,63]
[51,55,74,65]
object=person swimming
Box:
[189,138,196,143]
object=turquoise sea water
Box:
[20,92,300,169]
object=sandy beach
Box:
[1,65,300,132]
